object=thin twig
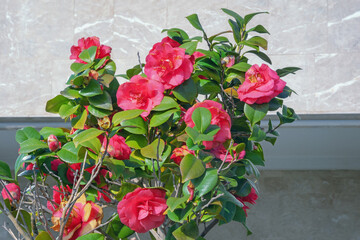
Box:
[200,219,219,237]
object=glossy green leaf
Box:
[245,36,268,50]
[16,127,41,144]
[167,196,188,211]
[244,11,269,25]
[79,79,103,97]
[88,91,113,110]
[94,56,109,70]
[61,87,81,98]
[81,138,101,154]
[247,24,270,34]
[115,182,139,201]
[126,64,143,79]
[140,138,165,160]
[125,134,148,149]
[104,60,116,75]
[78,46,97,64]
[121,116,147,134]
[228,62,252,73]
[152,96,180,111]
[112,109,145,126]
[179,41,198,55]
[19,139,48,154]
[167,204,193,223]
[150,109,179,127]
[59,104,79,119]
[246,50,272,64]
[186,14,204,32]
[99,74,114,88]
[191,107,212,133]
[73,128,104,147]
[219,185,244,208]
[0,161,12,180]
[228,19,241,43]
[244,103,269,126]
[87,105,112,118]
[219,201,236,223]
[162,28,189,40]
[221,8,244,28]
[39,127,66,139]
[72,109,88,129]
[197,79,221,95]
[103,158,125,180]
[14,154,27,178]
[192,168,218,197]
[70,62,93,74]
[172,78,197,103]
[276,67,302,77]
[46,95,70,113]
[105,215,134,239]
[248,124,266,142]
[172,221,199,240]
[77,233,104,240]
[57,142,80,163]
[180,154,205,183]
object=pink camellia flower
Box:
[145,37,193,89]
[1,183,21,203]
[184,100,232,149]
[66,163,95,184]
[117,188,168,233]
[70,36,111,64]
[237,64,286,105]
[101,135,131,160]
[48,135,61,152]
[170,145,195,165]
[47,185,72,212]
[51,194,103,240]
[235,188,258,216]
[210,143,246,163]
[116,75,164,117]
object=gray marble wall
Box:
[1,0,359,116]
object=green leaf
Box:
[121,116,147,134]
[245,36,268,50]
[72,109,88,129]
[88,91,113,110]
[228,62,252,73]
[57,142,81,163]
[59,104,79,119]
[125,134,148,149]
[186,14,204,32]
[35,231,52,240]
[140,138,165,159]
[126,64,143,79]
[228,19,241,43]
[192,168,218,197]
[179,41,198,55]
[276,67,302,77]
[246,50,272,64]
[221,8,244,28]
[46,95,70,113]
[70,62,93,74]
[244,12,269,25]
[218,185,244,208]
[115,182,139,201]
[94,56,110,70]
[16,127,41,144]
[78,46,97,64]
[248,124,266,142]
[14,154,27,178]
[197,79,221,95]
[219,201,236,223]
[104,60,117,75]
[152,96,180,111]
[99,74,114,88]
[172,221,199,240]
[61,87,81,99]
[19,139,48,154]
[39,127,65,139]
[167,196,188,212]
[173,78,197,103]
[73,128,104,147]
[0,161,12,180]
[162,28,189,40]
[247,24,270,34]
[77,233,104,240]
[81,138,101,154]
[103,158,125,179]
[244,103,269,126]
[87,105,112,118]
[191,107,212,133]
[180,154,205,183]
[112,109,145,126]
[79,79,103,97]
[167,204,193,223]
[105,215,134,239]
[150,109,179,127]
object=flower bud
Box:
[89,70,99,80]
[221,56,235,68]
[48,135,61,152]
[1,183,21,203]
[187,181,195,202]
[97,116,111,130]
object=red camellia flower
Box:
[170,145,195,165]
[101,134,131,160]
[1,183,21,203]
[51,158,63,172]
[51,195,103,240]
[237,64,286,104]
[48,134,61,152]
[184,100,232,149]
[210,144,246,163]
[145,37,193,89]
[117,188,168,233]
[70,36,111,64]
[235,188,258,216]
[47,185,72,212]
[116,75,164,117]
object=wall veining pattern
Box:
[0,0,359,116]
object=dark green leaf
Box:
[39,127,66,139]
[244,12,269,25]
[276,67,302,77]
[103,158,125,180]
[191,107,212,133]
[173,78,197,103]
[78,46,97,64]
[228,19,241,43]
[105,215,135,239]
[192,168,218,197]
[79,79,103,97]
[248,124,266,142]
[46,95,70,113]
[60,86,81,99]
[246,50,272,64]
[88,91,113,110]
[125,134,148,149]
[247,24,270,34]
[81,138,102,154]
[16,127,41,144]
[219,201,236,223]
[197,79,221,95]
[150,109,179,127]
[167,196,188,212]
[94,56,110,70]
[244,103,269,126]
[172,221,199,240]
[245,36,268,50]
[180,154,205,183]
[104,60,117,75]
[0,161,12,180]
[228,62,252,73]
[152,96,180,111]
[221,8,244,28]
[186,14,204,32]
[121,116,147,134]
[87,105,112,118]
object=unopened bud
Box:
[89,70,99,80]
[187,181,195,202]
[98,116,111,130]
[48,135,61,152]
[221,56,235,68]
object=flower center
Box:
[249,73,263,83]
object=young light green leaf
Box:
[73,128,104,147]
[112,109,145,126]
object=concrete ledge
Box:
[0,114,359,170]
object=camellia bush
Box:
[0,8,300,240]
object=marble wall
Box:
[1,0,359,116]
